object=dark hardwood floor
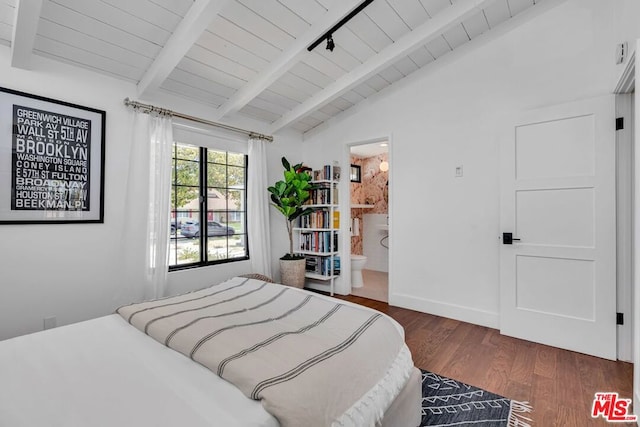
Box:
[338,294,635,427]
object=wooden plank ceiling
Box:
[1,0,538,134]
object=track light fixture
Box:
[326,35,335,52]
[307,0,375,52]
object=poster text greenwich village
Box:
[11,105,91,211]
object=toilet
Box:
[351,254,367,288]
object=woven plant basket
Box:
[279,258,306,288]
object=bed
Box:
[0,276,421,427]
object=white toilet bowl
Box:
[351,254,367,288]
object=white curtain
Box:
[124,111,173,300]
[247,137,272,277]
[146,115,173,298]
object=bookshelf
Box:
[294,164,340,296]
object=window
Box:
[168,141,248,269]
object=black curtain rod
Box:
[307,0,375,52]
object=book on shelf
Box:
[312,165,341,182]
[298,231,338,253]
[305,255,341,276]
[305,184,338,205]
[298,211,340,229]
[298,211,329,228]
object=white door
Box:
[500,95,617,360]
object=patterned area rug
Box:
[421,370,532,426]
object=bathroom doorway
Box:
[348,139,389,302]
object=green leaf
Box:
[289,207,304,221]
[268,157,319,256]
[300,207,316,217]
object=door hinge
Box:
[616,117,624,130]
[616,312,624,325]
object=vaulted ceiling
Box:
[0,0,540,134]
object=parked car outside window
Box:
[180,221,235,238]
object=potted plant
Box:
[268,157,316,287]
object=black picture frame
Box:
[0,87,106,224]
[350,164,361,183]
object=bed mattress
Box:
[0,281,420,427]
[0,314,279,427]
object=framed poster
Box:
[0,87,105,223]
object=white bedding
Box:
[0,314,279,427]
[116,277,413,427]
[0,287,411,427]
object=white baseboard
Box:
[389,292,500,329]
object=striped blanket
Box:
[117,277,414,427]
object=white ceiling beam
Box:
[137,0,229,98]
[10,0,43,69]
[270,0,498,133]
[214,0,363,120]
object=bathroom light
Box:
[380,143,388,147]
[379,161,389,172]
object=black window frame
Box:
[168,142,249,271]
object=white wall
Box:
[0,45,302,340]
[0,46,139,340]
[362,214,388,273]
[303,0,638,328]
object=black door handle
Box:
[503,232,521,245]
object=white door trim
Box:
[632,39,639,422]
[613,39,637,421]
[615,93,633,363]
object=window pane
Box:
[175,210,196,227]
[175,143,199,161]
[169,142,247,270]
[207,235,229,261]
[228,152,245,167]
[207,163,227,187]
[168,230,179,266]
[170,211,201,265]
[176,239,201,265]
[207,150,226,164]
[227,166,245,187]
[230,234,247,258]
[206,188,227,212]
[179,215,200,238]
[172,185,199,210]
[227,189,246,211]
[176,159,199,186]
[207,234,247,260]
[226,212,245,233]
